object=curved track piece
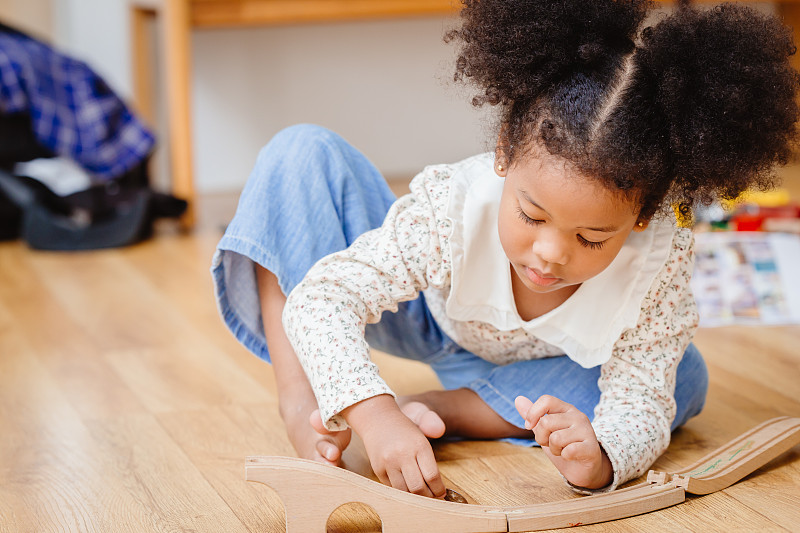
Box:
[504,482,685,532]
[650,416,800,495]
[246,456,507,532]
[246,457,686,532]
[246,417,800,532]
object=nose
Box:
[531,233,569,265]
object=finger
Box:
[559,439,595,462]
[530,412,558,445]
[557,441,579,461]
[545,427,573,456]
[514,396,535,429]
[386,467,409,493]
[517,395,569,432]
[532,412,574,447]
[373,466,390,488]
[530,396,579,438]
[401,463,433,497]
[531,395,573,417]
[417,453,445,498]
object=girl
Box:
[212,0,799,497]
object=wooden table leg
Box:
[778,2,800,74]
[131,6,156,126]
[130,1,196,227]
[778,1,800,169]
[162,0,196,227]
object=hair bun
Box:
[631,4,799,200]
[448,0,651,106]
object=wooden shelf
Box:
[189,0,459,28]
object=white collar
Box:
[444,154,675,368]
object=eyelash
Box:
[516,207,607,250]
[516,207,543,226]
[577,235,606,250]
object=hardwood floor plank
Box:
[156,404,394,532]
[156,405,293,532]
[1,241,254,532]
[695,327,800,401]
[0,248,147,421]
[25,249,184,352]
[0,331,157,532]
[0,242,40,295]
[439,453,574,507]
[535,490,790,533]
[660,491,792,532]
[118,233,283,396]
[83,413,250,532]
[706,364,800,416]
[103,344,271,414]
[724,448,800,530]
[18,239,272,416]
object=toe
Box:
[316,440,341,464]
[418,410,446,439]
[309,409,334,435]
[401,401,446,438]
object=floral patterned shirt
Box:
[283,153,699,492]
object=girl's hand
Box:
[341,394,446,498]
[514,395,613,490]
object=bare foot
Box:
[399,389,532,440]
[285,408,352,466]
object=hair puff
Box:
[447,0,651,107]
[620,3,800,214]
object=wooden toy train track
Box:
[246,416,800,532]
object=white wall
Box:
[191,19,491,193]
[50,0,132,100]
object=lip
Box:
[525,266,560,287]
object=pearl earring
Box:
[496,163,505,172]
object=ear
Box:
[633,219,650,232]
[495,132,509,177]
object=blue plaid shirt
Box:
[0,24,155,181]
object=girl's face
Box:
[497,147,647,299]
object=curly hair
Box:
[446,0,800,220]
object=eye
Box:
[516,207,543,226]
[578,234,607,250]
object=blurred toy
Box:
[690,188,800,233]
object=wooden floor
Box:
[1,192,799,533]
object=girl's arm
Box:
[282,167,453,495]
[590,228,698,492]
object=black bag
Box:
[0,23,184,251]
[0,167,186,251]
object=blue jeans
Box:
[212,124,708,444]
